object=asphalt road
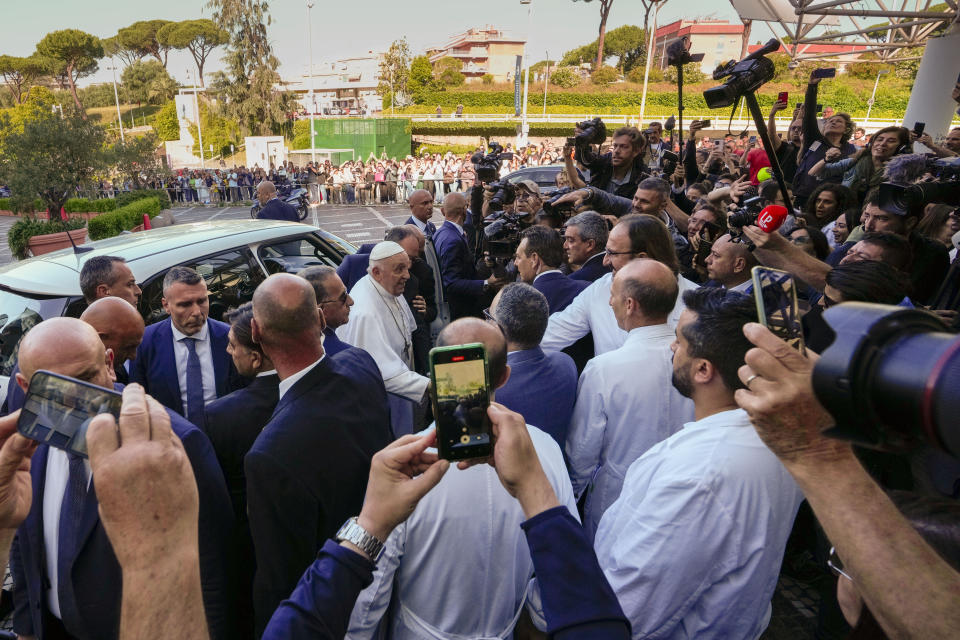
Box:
[0,202,424,266]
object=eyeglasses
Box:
[482,307,497,323]
[827,547,852,581]
[604,249,635,257]
[319,290,348,306]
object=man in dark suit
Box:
[405,188,437,237]
[298,266,355,356]
[488,283,578,448]
[515,226,590,314]
[10,317,232,640]
[245,274,392,635]
[255,180,300,222]
[203,302,278,640]
[433,192,506,319]
[564,211,612,283]
[336,242,375,291]
[79,297,144,386]
[131,266,241,425]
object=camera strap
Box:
[726,98,749,138]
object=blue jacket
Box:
[533,271,590,314]
[496,347,578,448]
[257,197,300,222]
[433,220,484,319]
[11,408,233,640]
[262,506,629,639]
[245,348,392,635]
[130,318,241,420]
[569,253,611,283]
[336,243,375,292]
[322,326,351,356]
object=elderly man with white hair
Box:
[337,241,429,434]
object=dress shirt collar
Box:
[410,216,428,231]
[623,323,675,346]
[278,356,325,400]
[728,279,753,293]
[533,269,563,284]
[682,408,751,432]
[256,369,277,378]
[445,219,465,235]
[171,319,209,343]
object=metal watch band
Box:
[336,517,385,563]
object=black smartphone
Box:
[813,68,836,79]
[751,267,806,355]
[18,370,122,458]
[913,122,925,135]
[816,104,823,114]
[701,119,712,128]
[694,222,722,269]
[429,343,492,461]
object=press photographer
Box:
[568,118,648,199]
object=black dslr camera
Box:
[575,118,607,146]
[471,142,513,183]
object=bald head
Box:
[441,192,467,224]
[256,180,277,206]
[408,189,434,223]
[611,258,679,329]
[436,318,509,389]
[252,274,322,344]
[17,318,112,391]
[80,297,145,365]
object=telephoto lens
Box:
[813,303,960,457]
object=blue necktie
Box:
[57,453,87,617]
[183,337,206,425]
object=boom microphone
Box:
[884,154,933,184]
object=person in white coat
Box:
[566,259,694,539]
[347,318,577,640]
[540,214,698,356]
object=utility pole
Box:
[110,57,125,143]
[187,69,205,169]
[520,0,533,147]
[543,51,549,117]
[307,1,317,163]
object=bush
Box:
[416,143,479,156]
[550,68,580,88]
[8,216,87,260]
[87,197,162,241]
[663,63,707,84]
[0,197,43,214]
[627,66,663,83]
[64,197,119,213]
[411,121,573,138]
[115,188,171,210]
[481,74,494,85]
[592,66,619,86]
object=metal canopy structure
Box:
[730,0,959,65]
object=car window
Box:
[0,292,67,376]
[139,247,265,325]
[257,233,347,275]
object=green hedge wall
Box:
[8,217,87,260]
[412,121,573,137]
[64,198,118,213]
[115,188,171,210]
[0,197,44,214]
[88,197,162,241]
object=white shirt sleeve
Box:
[540,285,592,352]
[338,310,428,402]
[346,523,406,639]
[565,360,606,498]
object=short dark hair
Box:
[79,256,126,303]
[493,283,549,349]
[760,179,790,204]
[384,225,416,243]
[680,287,756,393]
[224,302,261,353]
[564,211,609,250]
[636,177,670,203]
[618,214,681,275]
[519,226,565,268]
[826,260,909,304]
[858,232,913,272]
[162,266,204,295]
[297,265,338,302]
[620,269,678,320]
[612,126,646,154]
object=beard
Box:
[671,362,694,399]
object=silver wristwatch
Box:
[336,517,385,563]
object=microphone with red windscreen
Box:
[756,205,789,233]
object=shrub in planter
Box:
[88,197,162,241]
[8,217,87,260]
[115,188,171,210]
[64,197,118,213]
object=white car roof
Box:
[0,220,332,297]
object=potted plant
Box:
[8,217,88,260]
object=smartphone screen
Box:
[777,91,789,103]
[751,267,806,355]
[429,344,492,461]
[913,122,925,135]
[18,370,122,458]
[749,135,757,144]
[813,68,836,79]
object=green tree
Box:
[591,65,618,86]
[101,35,143,67]
[122,60,176,105]
[378,38,412,106]
[572,0,615,70]
[206,0,293,136]
[408,55,436,95]
[117,20,174,67]
[560,42,598,68]
[106,133,163,188]
[157,20,228,88]
[188,100,241,158]
[434,57,465,87]
[604,25,646,72]
[0,109,105,219]
[0,55,48,105]
[35,29,103,113]
[550,67,581,88]
[152,100,180,141]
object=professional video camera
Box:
[666,36,705,67]
[574,117,607,146]
[485,179,517,212]
[704,39,780,110]
[879,156,960,216]
[814,302,960,457]
[483,211,523,279]
[471,142,513,183]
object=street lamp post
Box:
[109,58,125,143]
[543,51,549,117]
[865,68,890,124]
[307,1,316,164]
[187,69,205,169]
[638,0,663,126]
[520,0,533,147]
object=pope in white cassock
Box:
[338,241,429,432]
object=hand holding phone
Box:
[751,267,806,355]
[912,122,925,136]
[429,344,493,461]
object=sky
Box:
[3,0,779,87]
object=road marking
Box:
[346,232,372,238]
[366,207,393,227]
[341,222,364,228]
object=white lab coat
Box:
[337,274,428,402]
[565,323,694,539]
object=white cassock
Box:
[540,272,699,356]
[337,274,428,403]
[565,323,694,540]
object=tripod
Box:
[742,90,792,209]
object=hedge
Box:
[88,197,162,241]
[0,197,44,214]
[115,188,172,210]
[412,121,574,137]
[8,217,87,260]
[64,197,118,213]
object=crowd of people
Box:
[0,69,958,640]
